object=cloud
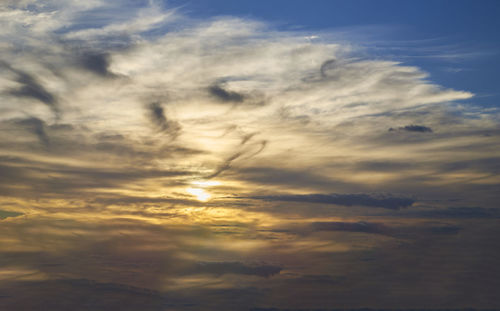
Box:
[398,207,500,219]
[209,83,245,103]
[253,193,415,209]
[0,155,191,198]
[297,221,461,238]
[207,140,267,179]
[240,132,258,145]
[311,221,390,235]
[0,2,498,309]
[147,102,181,139]
[389,125,433,133]
[78,52,115,77]
[234,166,353,191]
[190,262,282,277]
[0,279,172,310]
[319,58,337,78]
[0,209,23,220]
[11,117,50,147]
[206,151,243,179]
[2,63,60,119]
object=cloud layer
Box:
[0,1,499,310]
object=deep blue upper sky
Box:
[168,0,500,108]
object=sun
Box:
[185,180,221,201]
[186,187,211,202]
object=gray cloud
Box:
[207,140,267,179]
[320,59,337,78]
[79,52,114,77]
[397,207,500,219]
[439,157,500,174]
[206,151,243,179]
[190,261,282,277]
[301,221,460,237]
[147,102,181,139]
[209,83,245,103]
[13,117,50,147]
[311,221,391,235]
[354,161,416,172]
[389,125,433,133]
[0,209,23,220]
[0,155,191,198]
[246,140,267,158]
[1,63,60,118]
[234,166,355,192]
[253,193,415,209]
[0,279,173,311]
[240,132,257,145]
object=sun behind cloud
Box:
[185,180,221,201]
[186,187,211,202]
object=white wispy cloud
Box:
[0,0,497,209]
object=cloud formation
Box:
[253,193,415,209]
[190,262,282,277]
[0,1,499,309]
[389,125,433,133]
[79,52,115,77]
[209,83,245,103]
[1,63,59,119]
[147,102,181,139]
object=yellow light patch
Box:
[186,187,211,202]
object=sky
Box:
[0,1,499,310]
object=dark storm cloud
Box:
[208,83,245,103]
[190,262,282,277]
[79,52,114,77]
[147,102,181,138]
[12,117,50,147]
[389,125,433,133]
[253,193,415,209]
[1,62,60,118]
